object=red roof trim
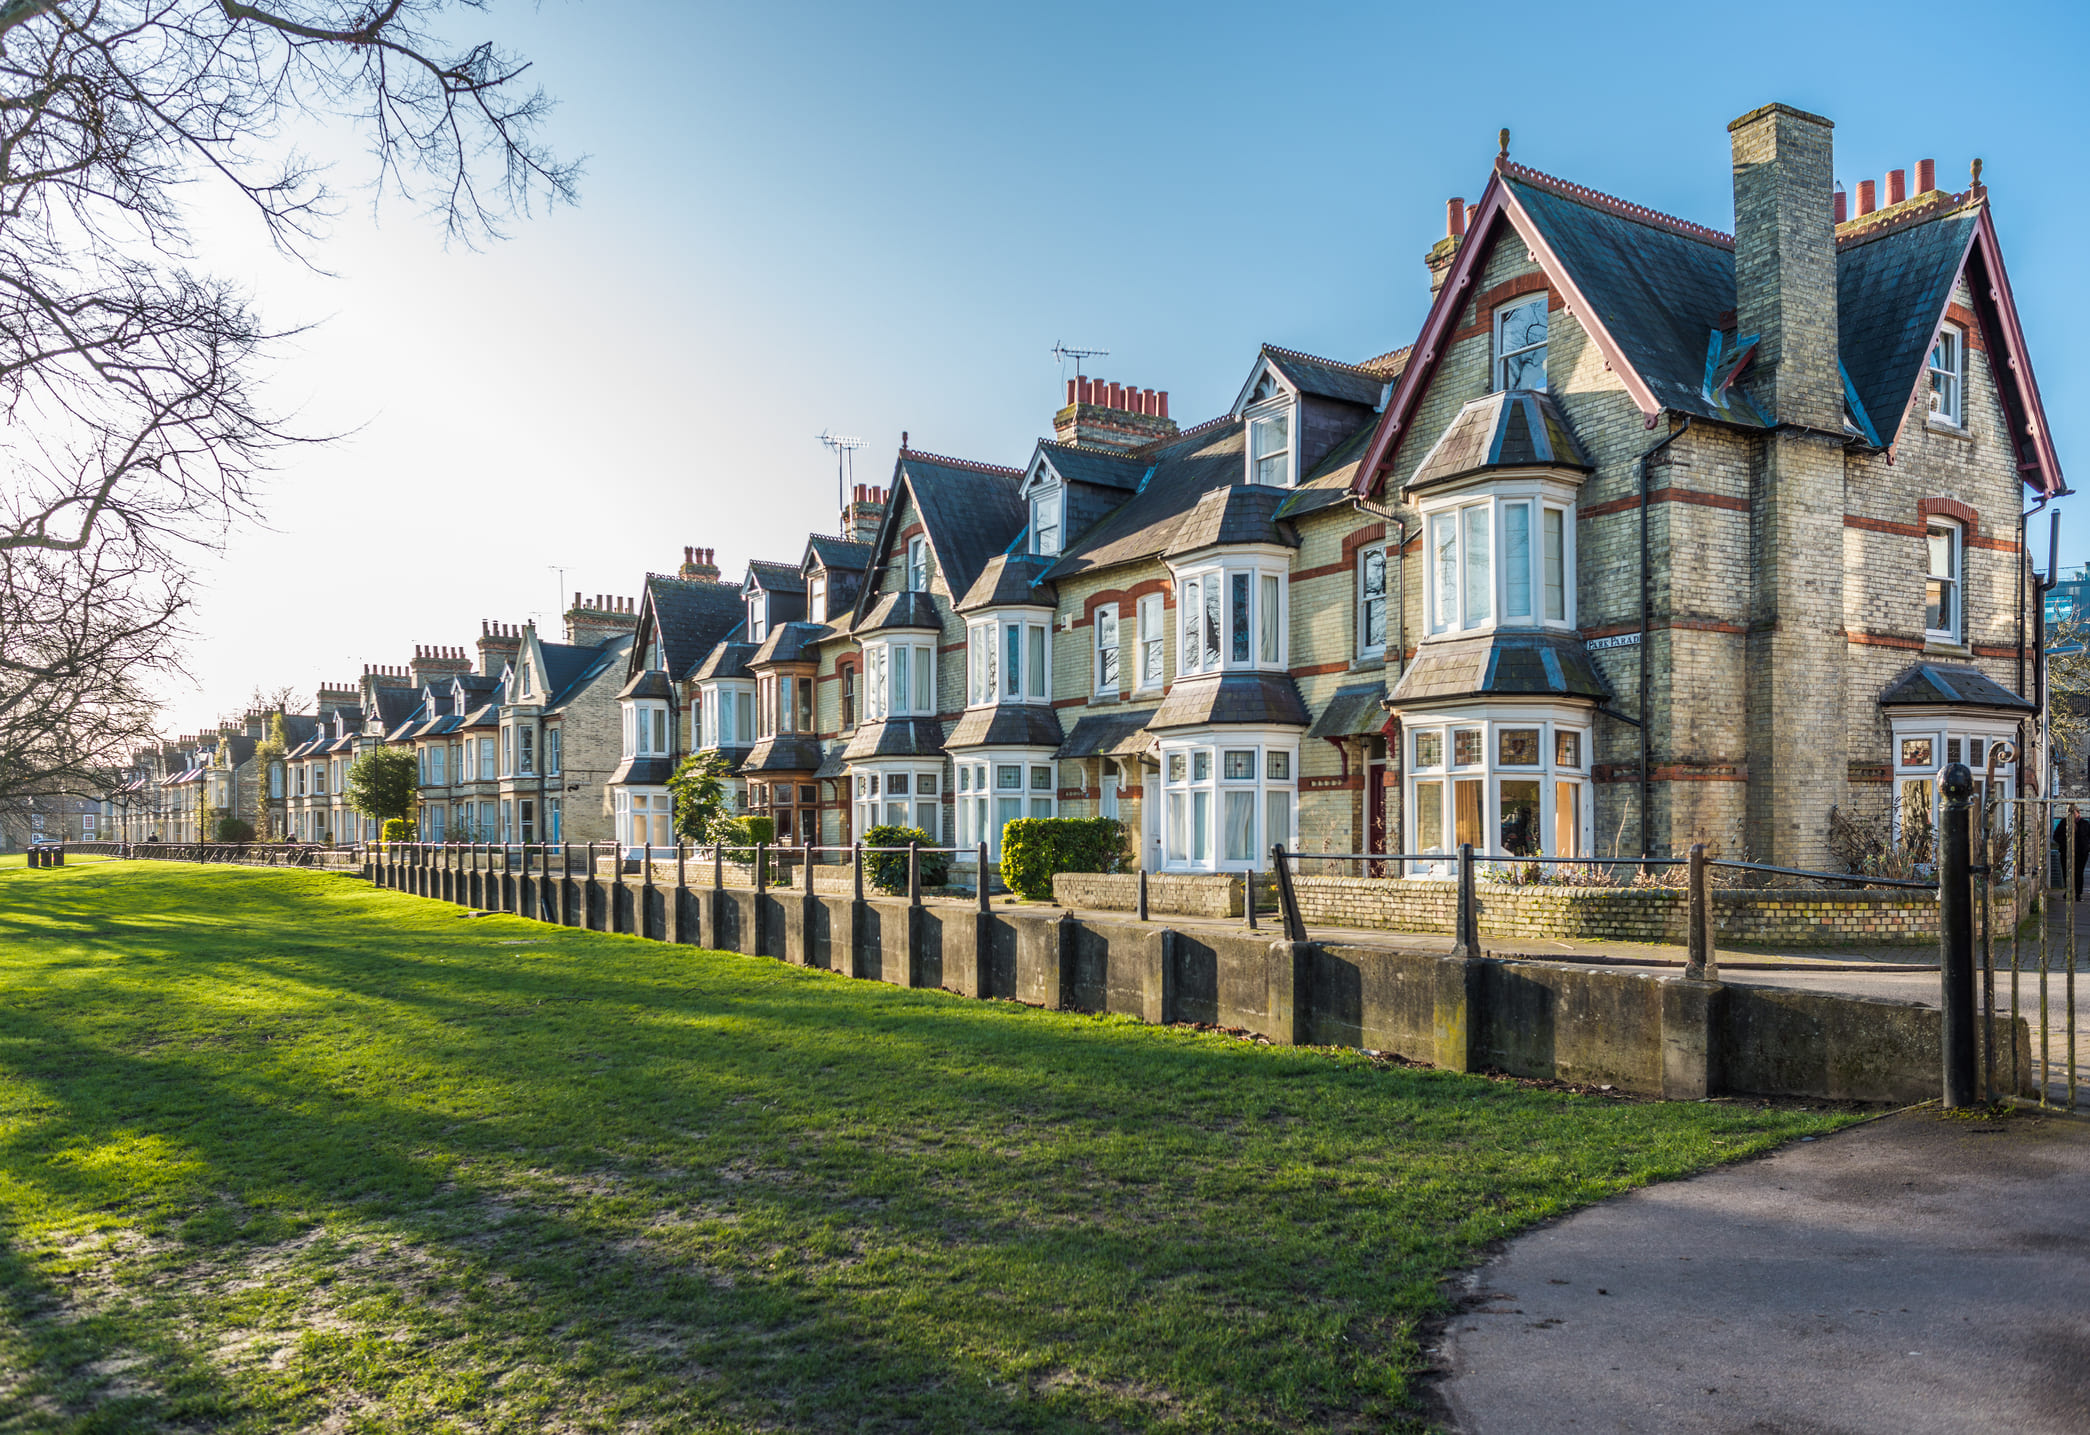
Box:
[1351,164,1666,496]
[1967,205,2065,496]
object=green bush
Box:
[214,817,255,843]
[999,817,1128,901]
[861,824,946,895]
[380,817,416,843]
[706,814,774,852]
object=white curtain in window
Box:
[1431,514,1456,631]
[1462,505,1492,626]
[1504,502,1531,618]
[913,646,932,713]
[1543,509,1565,621]
[1224,792,1254,861]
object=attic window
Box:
[809,572,827,616]
[747,597,766,645]
[1494,295,1549,392]
[1928,325,1965,427]
[1032,488,1061,557]
[1250,413,1290,487]
[905,537,929,592]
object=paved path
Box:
[1433,1109,2090,1435]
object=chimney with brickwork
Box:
[1053,376,1179,452]
[842,485,887,544]
[476,621,522,677]
[1426,197,1467,297]
[678,546,725,582]
[1730,101,1847,868]
[563,593,641,648]
[410,643,472,689]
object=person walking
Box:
[2051,805,2090,900]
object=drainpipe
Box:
[1637,414,1692,858]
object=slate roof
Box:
[1876,663,2034,713]
[741,734,824,774]
[1163,483,1294,558]
[1389,632,1611,706]
[857,591,944,633]
[608,755,676,786]
[814,745,850,780]
[1055,710,1156,760]
[749,621,824,666]
[839,717,946,762]
[689,640,756,683]
[1500,171,1740,425]
[1305,683,1391,740]
[746,559,805,594]
[1041,420,1248,583]
[539,638,626,711]
[280,715,321,747]
[1036,440,1149,491]
[956,554,1057,613]
[642,573,747,678]
[875,450,1029,610]
[1148,672,1311,731]
[1405,389,1593,495]
[616,670,677,701]
[946,705,1065,750]
[1259,345,1392,408]
[1275,415,1380,521]
[1837,206,1981,447]
[805,535,874,571]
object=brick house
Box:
[1337,105,2059,869]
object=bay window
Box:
[1889,719,2016,862]
[1158,738,1296,871]
[1404,712,1591,874]
[854,767,942,839]
[966,615,1048,705]
[862,641,935,720]
[1174,562,1285,676]
[953,756,1053,858]
[1424,492,1575,634]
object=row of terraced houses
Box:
[106,106,2068,874]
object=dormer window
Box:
[1494,295,1549,391]
[905,537,930,592]
[809,571,828,616]
[1928,325,1965,426]
[1250,413,1290,486]
[747,596,766,644]
[1032,489,1061,557]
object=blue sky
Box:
[169,0,2090,729]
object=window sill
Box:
[1923,639,1971,658]
[1350,654,1388,673]
[1925,416,1971,440]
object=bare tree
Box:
[0,1,574,802]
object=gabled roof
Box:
[805,535,874,572]
[1354,157,2065,497]
[1232,344,1394,414]
[745,559,805,594]
[854,447,1027,621]
[1031,440,1149,493]
[1039,419,1248,582]
[635,573,746,680]
[538,637,626,711]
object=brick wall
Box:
[1053,871,1243,918]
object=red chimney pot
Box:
[1065,378,1076,406]
[1886,168,1907,205]
[1157,391,1169,419]
[1915,157,1935,193]
[1447,197,1467,238]
[1108,381,1124,409]
[1834,188,1848,224]
[1857,179,1876,216]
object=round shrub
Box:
[860,824,946,894]
[999,817,1128,901]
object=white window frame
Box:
[1888,715,2018,860]
[1926,519,1963,645]
[1494,294,1549,392]
[1136,593,1166,691]
[809,571,828,616]
[1249,411,1291,487]
[1357,543,1388,658]
[1928,324,1965,427]
[1156,734,1297,873]
[1174,561,1287,676]
[1094,603,1120,697]
[905,537,930,593]
[1400,710,1593,876]
[746,595,767,645]
[1032,487,1061,557]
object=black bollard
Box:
[1940,762,1977,1108]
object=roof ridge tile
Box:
[1500,158,1735,248]
[1261,343,1388,378]
[900,447,1024,478]
[1835,188,1984,249]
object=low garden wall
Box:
[351,844,2031,1106]
[1286,873,2037,947]
[1052,871,1251,918]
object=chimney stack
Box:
[1052,374,1180,452]
[679,545,724,582]
[842,482,887,544]
[476,620,522,677]
[1729,102,1841,431]
[563,591,641,648]
[1426,197,1467,297]
[411,642,471,689]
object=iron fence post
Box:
[977,842,989,911]
[1686,843,1710,980]
[1137,865,1149,923]
[908,841,921,907]
[1453,842,1480,959]
[852,841,863,902]
[1271,845,1307,944]
[755,841,766,896]
[1940,762,1977,1108]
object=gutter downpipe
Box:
[1638,414,1692,861]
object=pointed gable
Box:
[853,446,1025,619]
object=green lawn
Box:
[0,862,1849,1433]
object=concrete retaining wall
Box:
[361,848,2023,1106]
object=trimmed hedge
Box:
[999,817,1128,901]
[214,817,256,843]
[861,825,946,895]
[380,817,415,843]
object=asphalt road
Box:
[1431,1109,2090,1434]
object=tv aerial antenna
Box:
[1051,341,1109,381]
[817,430,867,519]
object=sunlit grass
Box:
[0,861,1852,1432]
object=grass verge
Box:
[0,861,1852,1432]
